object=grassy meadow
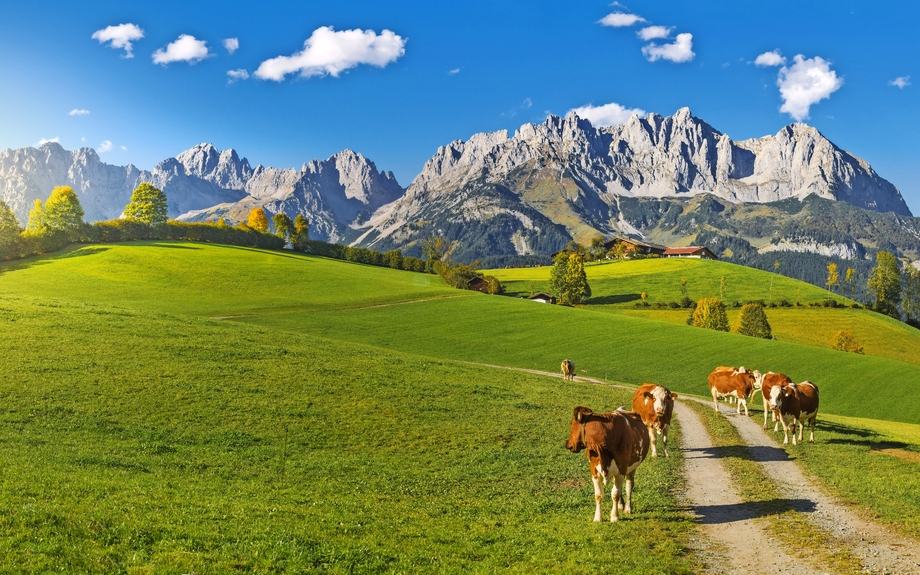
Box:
[3,241,920,570]
[0,293,697,573]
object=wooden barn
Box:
[529,292,557,304]
[661,246,718,260]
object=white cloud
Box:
[777,54,843,121]
[98,140,113,153]
[754,50,786,67]
[152,34,211,65]
[890,76,910,89]
[36,137,60,146]
[637,25,672,41]
[254,26,406,81]
[227,69,250,83]
[448,68,460,75]
[223,38,239,54]
[68,109,90,116]
[92,23,145,58]
[599,12,646,27]
[569,102,645,127]
[121,145,128,151]
[641,33,694,63]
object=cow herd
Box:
[563,362,820,522]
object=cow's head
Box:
[752,370,764,390]
[769,383,796,411]
[566,406,594,452]
[644,384,676,416]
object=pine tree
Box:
[123,182,168,225]
[734,302,772,339]
[692,297,729,332]
[247,208,270,232]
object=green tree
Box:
[733,302,772,339]
[692,297,729,332]
[43,186,85,231]
[612,241,627,261]
[27,199,45,231]
[867,251,901,319]
[247,208,270,232]
[272,213,294,242]
[826,262,840,301]
[720,276,726,301]
[588,234,606,261]
[123,182,168,225]
[291,215,310,251]
[0,199,21,259]
[549,252,591,305]
[902,264,920,324]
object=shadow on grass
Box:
[689,497,817,525]
[0,244,110,275]
[589,293,642,305]
[147,243,201,250]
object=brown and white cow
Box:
[753,371,793,430]
[561,359,575,381]
[708,366,754,415]
[768,381,819,445]
[565,406,650,522]
[632,383,677,458]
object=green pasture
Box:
[490,258,840,307]
[0,294,696,573]
[2,243,919,426]
[619,307,920,367]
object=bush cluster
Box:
[303,240,429,273]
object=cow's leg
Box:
[661,423,670,458]
[780,416,791,445]
[762,393,770,429]
[740,396,749,416]
[711,388,720,412]
[591,473,604,522]
[623,471,635,515]
[610,475,624,522]
[648,427,658,458]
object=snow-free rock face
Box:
[0,142,402,242]
[176,149,404,243]
[353,107,911,259]
[0,143,147,223]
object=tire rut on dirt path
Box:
[674,400,821,575]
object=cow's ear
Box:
[670,393,678,400]
[644,392,654,400]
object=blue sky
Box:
[2,1,920,213]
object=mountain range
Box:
[2,108,917,282]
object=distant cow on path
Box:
[708,367,754,416]
[769,381,819,445]
[632,383,677,458]
[561,359,575,381]
[565,406,650,522]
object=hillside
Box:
[3,242,919,425]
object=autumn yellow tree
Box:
[247,208,269,232]
[43,186,84,231]
[692,298,729,332]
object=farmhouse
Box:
[603,236,718,260]
[661,246,718,260]
[529,292,557,304]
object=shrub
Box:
[733,302,773,339]
[692,298,729,332]
[832,330,864,354]
[668,301,680,309]
[679,296,694,309]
